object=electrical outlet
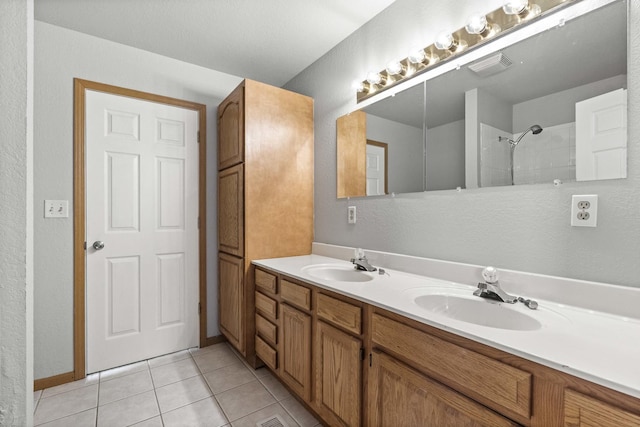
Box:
[348,206,357,224]
[44,200,69,218]
[571,195,597,227]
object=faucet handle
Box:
[482,266,499,284]
[477,282,488,290]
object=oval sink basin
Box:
[403,287,568,331]
[414,294,541,331]
[302,264,374,282]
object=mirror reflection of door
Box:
[576,88,627,181]
[366,140,388,196]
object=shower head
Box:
[530,124,543,135]
[499,124,543,147]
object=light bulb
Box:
[465,14,488,35]
[366,71,382,85]
[502,0,528,15]
[385,61,403,75]
[352,80,365,93]
[407,48,426,64]
[434,32,455,50]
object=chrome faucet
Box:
[473,267,518,304]
[351,248,377,272]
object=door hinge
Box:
[197,217,200,229]
[83,241,87,250]
[198,302,202,315]
[360,348,365,361]
[369,353,373,367]
[197,131,200,143]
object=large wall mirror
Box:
[337,0,627,198]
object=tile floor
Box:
[33,343,321,427]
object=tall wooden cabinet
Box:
[217,80,314,366]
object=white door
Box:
[85,90,199,373]
[366,143,386,196]
[575,88,627,181]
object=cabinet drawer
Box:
[369,351,519,427]
[255,336,277,371]
[255,314,277,346]
[371,313,531,419]
[317,293,361,335]
[281,279,311,310]
[255,292,277,320]
[564,389,640,427]
[255,269,277,294]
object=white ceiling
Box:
[34,0,397,87]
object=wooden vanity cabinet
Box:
[217,80,313,366]
[252,265,640,427]
[367,306,640,427]
[312,292,365,426]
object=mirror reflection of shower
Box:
[499,125,543,185]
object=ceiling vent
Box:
[468,52,513,77]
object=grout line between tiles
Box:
[94,379,100,427]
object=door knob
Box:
[92,241,105,250]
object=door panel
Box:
[218,84,244,170]
[106,256,140,336]
[218,164,244,257]
[280,304,311,400]
[157,158,185,229]
[314,321,362,427]
[218,253,244,352]
[366,142,387,196]
[86,90,199,373]
[576,88,627,181]
[106,152,140,231]
[157,253,185,326]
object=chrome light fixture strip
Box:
[356,0,577,103]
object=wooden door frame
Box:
[73,79,207,379]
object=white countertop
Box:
[253,253,640,399]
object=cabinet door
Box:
[280,304,311,401]
[564,389,640,427]
[218,253,244,353]
[314,321,362,427]
[217,83,244,170]
[218,164,243,257]
[368,351,519,427]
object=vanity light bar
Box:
[356,0,576,103]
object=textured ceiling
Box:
[35,0,397,87]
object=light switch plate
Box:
[44,200,69,218]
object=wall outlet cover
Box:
[348,206,356,224]
[571,195,597,227]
